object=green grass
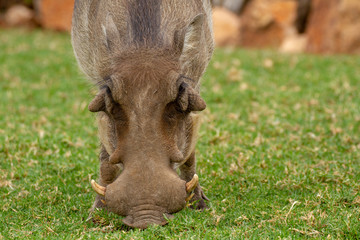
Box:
[1,29,359,239]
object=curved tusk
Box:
[91,180,106,196]
[186,174,199,193]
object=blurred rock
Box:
[307,0,360,54]
[239,0,298,48]
[223,0,248,14]
[213,7,241,46]
[280,29,308,54]
[35,0,74,31]
[4,4,34,27]
[212,0,249,14]
[0,0,23,10]
[338,0,360,54]
[305,0,337,54]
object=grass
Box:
[0,29,359,239]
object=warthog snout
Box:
[91,173,199,228]
[122,205,172,229]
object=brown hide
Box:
[72,0,213,229]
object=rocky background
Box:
[213,0,360,54]
[1,0,359,54]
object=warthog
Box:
[71,0,214,229]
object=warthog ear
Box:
[174,14,204,56]
[88,89,106,112]
[103,14,122,52]
[176,82,206,112]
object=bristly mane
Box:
[112,48,179,86]
[127,0,163,47]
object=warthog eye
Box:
[110,103,126,122]
[104,88,127,123]
[88,86,127,124]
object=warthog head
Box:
[88,49,205,228]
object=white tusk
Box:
[185,174,199,193]
[91,180,106,196]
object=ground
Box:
[0,29,359,239]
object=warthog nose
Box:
[122,205,172,229]
[123,217,167,229]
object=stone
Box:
[305,0,337,54]
[0,0,23,10]
[306,0,360,54]
[212,7,241,46]
[35,0,74,31]
[4,4,34,27]
[239,0,298,48]
[223,0,248,14]
[280,31,308,54]
[212,0,248,14]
